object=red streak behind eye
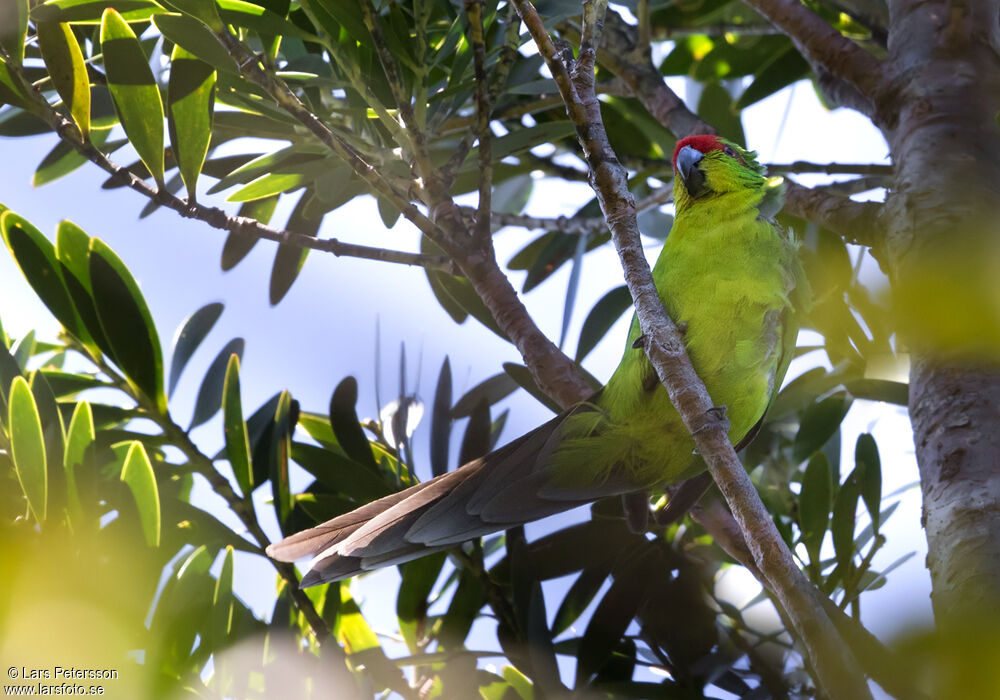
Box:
[672,135,724,169]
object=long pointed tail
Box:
[266,410,632,585]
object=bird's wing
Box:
[268,402,636,585]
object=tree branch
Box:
[739,0,888,109]
[468,184,672,234]
[783,179,885,247]
[511,1,872,697]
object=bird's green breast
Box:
[560,188,799,489]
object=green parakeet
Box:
[267,135,809,585]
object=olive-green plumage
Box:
[267,135,809,585]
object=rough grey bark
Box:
[883,0,1000,625]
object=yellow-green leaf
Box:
[335,586,380,654]
[37,21,91,138]
[8,376,47,524]
[100,8,165,188]
[63,400,94,529]
[211,545,235,643]
[32,0,164,24]
[167,45,215,200]
[0,56,34,111]
[222,354,253,497]
[152,13,237,74]
[0,0,29,65]
[160,0,223,30]
[227,171,310,202]
[120,440,160,546]
[1,210,94,348]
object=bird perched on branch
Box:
[267,134,809,585]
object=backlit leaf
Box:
[101,8,165,187]
[8,376,47,524]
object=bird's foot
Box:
[631,333,647,350]
[692,405,730,436]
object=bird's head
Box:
[672,135,776,213]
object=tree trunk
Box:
[883,0,1000,626]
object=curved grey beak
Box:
[675,145,708,198]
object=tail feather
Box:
[270,403,637,586]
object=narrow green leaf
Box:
[329,376,376,469]
[396,553,446,652]
[1,211,93,347]
[376,195,400,229]
[458,399,491,465]
[697,81,745,146]
[560,231,588,348]
[552,566,610,636]
[832,469,860,574]
[576,285,632,362]
[100,8,165,187]
[0,0,28,64]
[169,301,224,395]
[222,354,253,497]
[168,45,215,201]
[161,0,223,30]
[502,363,564,414]
[737,46,810,109]
[492,174,533,215]
[34,129,111,186]
[37,21,91,138]
[430,356,452,477]
[55,219,113,357]
[89,237,166,412]
[451,372,518,419]
[63,400,94,528]
[212,546,235,646]
[855,433,882,535]
[189,338,244,429]
[799,452,832,568]
[152,13,238,74]
[793,392,851,462]
[502,666,534,700]
[120,440,160,546]
[290,443,390,501]
[271,390,293,527]
[8,376,47,524]
[844,377,908,406]
[269,191,320,305]
[227,171,310,202]
[31,0,164,24]
[220,197,277,271]
[216,0,313,39]
[576,547,650,684]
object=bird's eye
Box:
[723,146,737,158]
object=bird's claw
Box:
[693,405,730,436]
[632,334,647,350]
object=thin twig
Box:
[466,0,494,242]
